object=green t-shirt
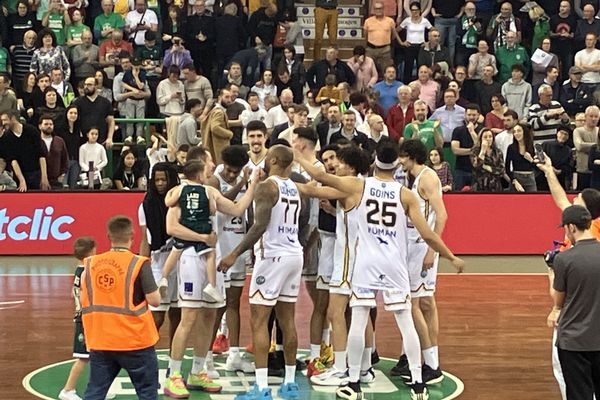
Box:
[0,48,9,73]
[1,0,18,14]
[93,13,125,43]
[403,120,440,152]
[48,12,66,45]
[66,23,90,46]
[135,45,162,77]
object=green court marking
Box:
[23,349,463,399]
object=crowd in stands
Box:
[2,0,600,192]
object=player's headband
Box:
[375,157,399,170]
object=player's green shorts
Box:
[72,320,89,359]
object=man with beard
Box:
[246,120,269,171]
[317,104,342,147]
[39,115,68,189]
[403,100,443,152]
[201,89,234,165]
[73,75,115,148]
[451,104,484,190]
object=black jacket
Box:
[215,14,247,58]
[329,128,369,149]
[306,59,356,92]
[186,12,216,50]
[247,7,277,45]
[559,81,594,116]
[230,48,262,87]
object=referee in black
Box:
[548,205,600,400]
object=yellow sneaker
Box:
[320,342,334,367]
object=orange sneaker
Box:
[307,358,327,378]
[212,333,229,354]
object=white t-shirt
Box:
[575,48,600,84]
[495,130,514,162]
[265,105,289,129]
[400,17,432,44]
[125,9,158,46]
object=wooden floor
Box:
[0,257,560,399]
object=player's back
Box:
[407,166,440,239]
[179,183,212,234]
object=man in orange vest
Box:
[81,215,161,400]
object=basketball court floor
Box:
[0,255,561,399]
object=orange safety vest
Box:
[81,250,159,351]
[560,218,600,251]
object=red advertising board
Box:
[0,192,569,255]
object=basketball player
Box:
[295,143,465,400]
[246,121,269,171]
[219,145,306,400]
[395,139,448,384]
[163,166,261,399]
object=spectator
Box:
[428,147,453,192]
[412,65,439,112]
[0,158,18,191]
[527,84,570,144]
[274,103,308,144]
[364,112,390,154]
[31,73,63,110]
[418,27,452,69]
[265,88,293,131]
[551,1,577,81]
[247,2,277,69]
[229,45,268,89]
[316,74,342,104]
[269,103,294,144]
[93,0,125,44]
[241,92,268,144]
[215,3,246,77]
[456,2,482,67]
[495,109,518,162]
[468,39,497,80]
[0,74,17,114]
[162,38,194,71]
[30,28,71,81]
[451,103,483,190]
[316,104,342,147]
[221,62,249,98]
[397,2,432,83]
[311,96,331,128]
[78,127,108,185]
[39,115,68,189]
[574,4,600,49]
[306,46,355,93]
[431,0,461,63]
[363,2,397,75]
[347,45,378,93]
[533,65,561,103]
[113,149,144,190]
[8,1,37,48]
[531,39,560,88]
[561,66,594,117]
[430,88,465,157]
[11,30,37,88]
[162,5,187,52]
[65,9,90,48]
[95,69,113,101]
[501,64,532,120]
[41,0,71,46]
[529,5,550,52]
[505,123,537,192]
[474,65,502,115]
[98,28,132,70]
[0,109,50,191]
[575,32,600,93]
[71,30,99,84]
[33,87,66,133]
[574,105,600,189]
[176,99,203,147]
[347,92,368,126]
[313,0,338,60]
[225,83,246,145]
[121,59,150,144]
[386,85,414,142]
[487,2,522,51]
[186,0,216,81]
[73,75,115,148]
[471,128,504,191]
[135,31,162,81]
[157,65,185,116]
[182,64,212,109]
[277,45,305,104]
[17,72,36,115]
[201,88,234,164]
[543,126,574,190]
[404,99,444,151]
[251,70,277,109]
[50,68,75,105]
[402,0,431,18]
[125,0,158,47]
[483,94,507,135]
[330,110,369,148]
[373,65,402,117]
[61,105,85,189]
[282,9,304,63]
[496,30,530,84]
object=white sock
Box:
[206,351,213,361]
[191,356,205,375]
[334,350,347,371]
[275,344,284,351]
[230,346,240,357]
[347,306,370,382]
[255,368,268,390]
[322,328,331,346]
[284,364,296,384]
[372,332,376,352]
[220,313,228,336]
[310,344,320,359]
[361,347,372,372]
[432,345,439,369]
[423,347,437,369]
[394,310,422,383]
[169,358,182,375]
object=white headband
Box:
[375,157,399,170]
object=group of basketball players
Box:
[137,119,465,400]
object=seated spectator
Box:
[39,115,68,189]
[79,127,108,185]
[346,45,378,92]
[113,149,144,190]
[468,39,497,80]
[41,0,71,46]
[471,128,504,192]
[531,38,559,87]
[496,30,529,84]
[121,59,150,144]
[560,66,594,117]
[30,28,71,81]
[418,28,452,69]
[0,74,17,115]
[306,46,355,93]
[330,110,369,148]
[527,84,570,144]
[486,2,522,51]
[428,147,453,192]
[386,85,414,142]
[316,74,342,105]
[71,30,99,84]
[93,0,125,44]
[163,38,193,72]
[277,45,305,104]
[50,67,75,106]
[505,123,537,192]
[251,70,277,109]
[532,65,560,103]
[8,1,38,48]
[501,64,532,120]
[543,126,574,190]
[157,65,185,116]
[484,94,508,135]
[61,105,85,189]
[65,9,90,48]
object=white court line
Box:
[0,300,25,305]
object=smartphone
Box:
[534,143,545,163]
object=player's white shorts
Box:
[149,250,178,312]
[224,251,250,289]
[302,226,319,282]
[250,255,303,306]
[350,285,412,311]
[408,240,439,297]
[316,232,335,290]
[178,247,226,309]
[329,242,355,296]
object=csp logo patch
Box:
[255,276,266,285]
[96,269,117,292]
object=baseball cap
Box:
[559,205,592,227]
[569,66,584,75]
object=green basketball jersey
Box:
[179,183,212,235]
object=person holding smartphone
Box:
[157,65,186,116]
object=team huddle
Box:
[63,119,465,400]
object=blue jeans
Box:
[434,17,458,64]
[84,346,158,400]
[65,160,80,189]
[453,169,472,191]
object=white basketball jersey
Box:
[214,164,247,254]
[294,159,323,227]
[353,177,410,291]
[407,167,441,240]
[254,176,303,258]
[331,202,359,286]
[246,154,266,172]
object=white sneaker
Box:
[225,353,255,373]
[136,136,146,145]
[158,277,169,299]
[203,283,224,303]
[58,389,82,400]
[360,367,376,384]
[204,357,220,379]
[105,393,116,400]
[310,367,349,386]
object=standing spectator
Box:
[451,103,482,190]
[347,46,378,93]
[306,46,355,93]
[215,3,246,78]
[30,28,71,82]
[470,128,504,191]
[313,0,338,60]
[0,74,17,114]
[430,88,465,153]
[402,0,431,18]
[573,105,600,190]
[162,5,187,52]
[329,110,369,148]
[225,83,246,145]
[282,9,304,63]
[529,5,550,52]
[65,9,90,49]
[251,70,277,109]
[403,99,443,151]
[543,127,574,190]
[495,31,529,84]
[78,127,108,184]
[10,30,37,87]
[50,68,75,105]
[71,30,99,84]
[157,66,185,117]
[247,2,277,70]
[386,85,414,142]
[527,84,570,145]
[468,39,497,80]
[363,2,397,75]
[265,88,293,131]
[121,59,150,144]
[501,64,531,120]
[124,0,158,47]
[316,103,341,146]
[575,33,600,94]
[182,63,213,108]
[0,109,50,191]
[16,73,36,118]
[162,39,194,71]
[274,103,308,144]
[41,0,71,46]
[431,0,461,64]
[222,63,247,99]
[186,0,216,85]
[486,2,521,51]
[177,99,203,147]
[531,41,560,88]
[98,29,132,72]
[412,65,439,112]
[241,92,268,143]
[495,109,518,162]
[374,65,402,117]
[484,94,507,135]
[93,0,125,44]
[533,66,560,103]
[8,1,37,48]
[95,70,113,102]
[277,45,305,104]
[505,123,537,192]
[33,87,66,133]
[73,76,115,148]
[229,45,268,88]
[456,2,482,67]
[202,89,234,164]
[428,147,453,191]
[550,1,577,81]
[474,65,501,115]
[561,66,595,117]
[364,112,390,154]
[61,105,85,189]
[417,28,452,69]
[574,4,600,50]
[397,2,432,83]
[39,115,68,189]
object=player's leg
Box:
[308,288,330,376]
[359,314,375,384]
[225,285,254,372]
[274,301,298,381]
[60,359,87,399]
[420,295,443,382]
[251,303,275,390]
[167,307,181,349]
[369,307,379,363]
[186,307,222,393]
[393,308,429,396]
